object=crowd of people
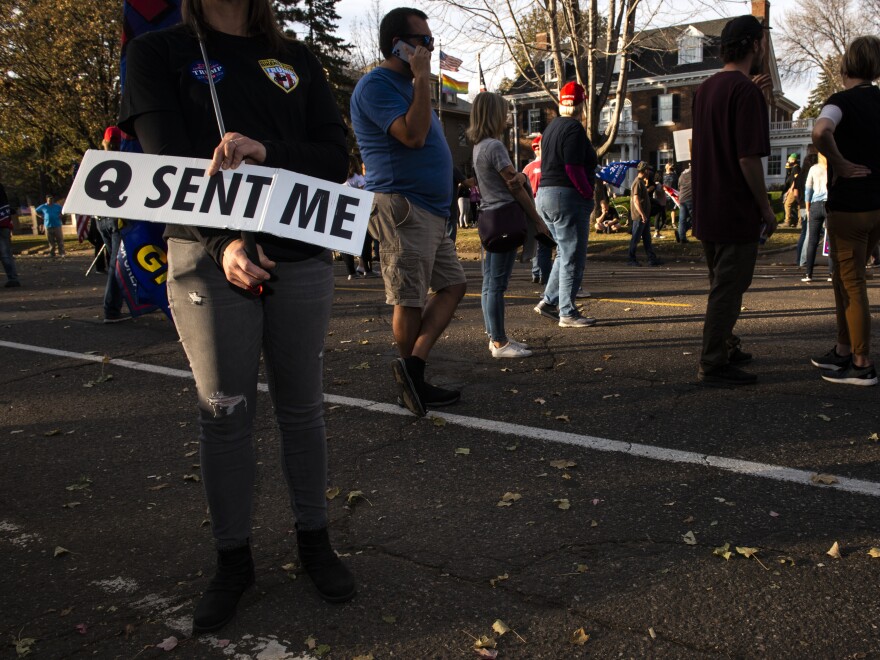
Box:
[0,0,878,635]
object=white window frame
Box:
[657,93,674,126]
[527,108,542,135]
[658,149,675,169]
[544,57,557,83]
[767,148,783,176]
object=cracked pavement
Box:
[1,249,879,658]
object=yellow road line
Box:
[335,287,691,308]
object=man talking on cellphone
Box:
[350,7,467,417]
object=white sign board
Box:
[673,129,693,163]
[63,150,373,255]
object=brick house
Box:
[501,0,813,190]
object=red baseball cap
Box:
[103,126,122,142]
[559,81,586,107]
[531,135,542,148]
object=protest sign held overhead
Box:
[63,150,373,255]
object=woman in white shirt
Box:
[801,153,830,282]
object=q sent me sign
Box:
[63,150,373,254]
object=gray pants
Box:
[167,239,333,549]
[46,226,65,256]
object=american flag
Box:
[439,50,462,72]
[76,214,91,242]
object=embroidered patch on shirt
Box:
[191,60,225,84]
[259,59,299,93]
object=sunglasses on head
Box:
[400,34,434,48]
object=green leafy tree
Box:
[0,0,121,198]
[799,56,843,118]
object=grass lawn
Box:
[456,191,797,258]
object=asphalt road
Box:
[1,247,879,659]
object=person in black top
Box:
[0,176,20,287]
[809,35,880,386]
[532,80,598,328]
[118,0,355,633]
[783,154,802,227]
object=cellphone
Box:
[391,40,416,64]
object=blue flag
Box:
[597,161,640,187]
[115,0,181,319]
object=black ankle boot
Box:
[297,527,356,603]
[192,544,255,634]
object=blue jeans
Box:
[678,201,692,241]
[167,240,334,548]
[797,217,809,266]
[537,186,593,318]
[481,248,517,342]
[531,241,552,281]
[96,218,123,316]
[629,217,657,262]
[804,201,832,278]
[0,227,19,282]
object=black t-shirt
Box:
[539,116,598,188]
[691,71,769,243]
[824,85,880,213]
[118,25,348,263]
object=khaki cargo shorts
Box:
[368,192,466,307]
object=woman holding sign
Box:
[119,0,354,633]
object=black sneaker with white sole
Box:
[390,357,426,417]
[534,301,560,321]
[820,364,878,386]
[810,347,851,371]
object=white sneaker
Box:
[489,339,529,351]
[575,288,591,299]
[801,276,812,283]
[491,342,533,358]
[827,277,833,282]
[558,314,597,328]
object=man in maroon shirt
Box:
[692,15,778,386]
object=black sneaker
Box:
[103,312,131,324]
[727,347,752,364]
[397,383,460,409]
[4,280,21,288]
[531,274,540,284]
[810,347,851,371]
[627,260,641,267]
[697,364,757,386]
[534,301,560,321]
[648,258,664,267]
[390,358,426,417]
[821,364,878,386]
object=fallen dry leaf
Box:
[474,649,498,659]
[62,502,81,509]
[431,416,446,427]
[570,627,589,645]
[736,546,759,559]
[867,548,880,558]
[817,414,831,422]
[15,638,36,657]
[183,474,200,483]
[682,531,697,546]
[811,473,839,485]
[489,573,509,587]
[827,541,842,559]
[455,448,470,456]
[499,492,521,503]
[555,414,570,423]
[492,620,510,635]
[549,459,576,469]
[649,627,657,640]
[554,498,571,510]
[474,635,497,649]
[156,636,178,651]
[576,564,588,573]
[534,397,546,405]
[54,546,70,558]
[713,542,732,561]
[44,429,62,437]
[382,615,396,624]
[352,656,374,660]
[148,483,170,491]
[325,486,341,500]
[346,490,366,505]
[869,432,879,442]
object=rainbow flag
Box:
[441,74,468,95]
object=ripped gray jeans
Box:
[167,238,334,549]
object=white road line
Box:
[3,339,879,499]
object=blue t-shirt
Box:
[350,67,452,218]
[35,203,63,228]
